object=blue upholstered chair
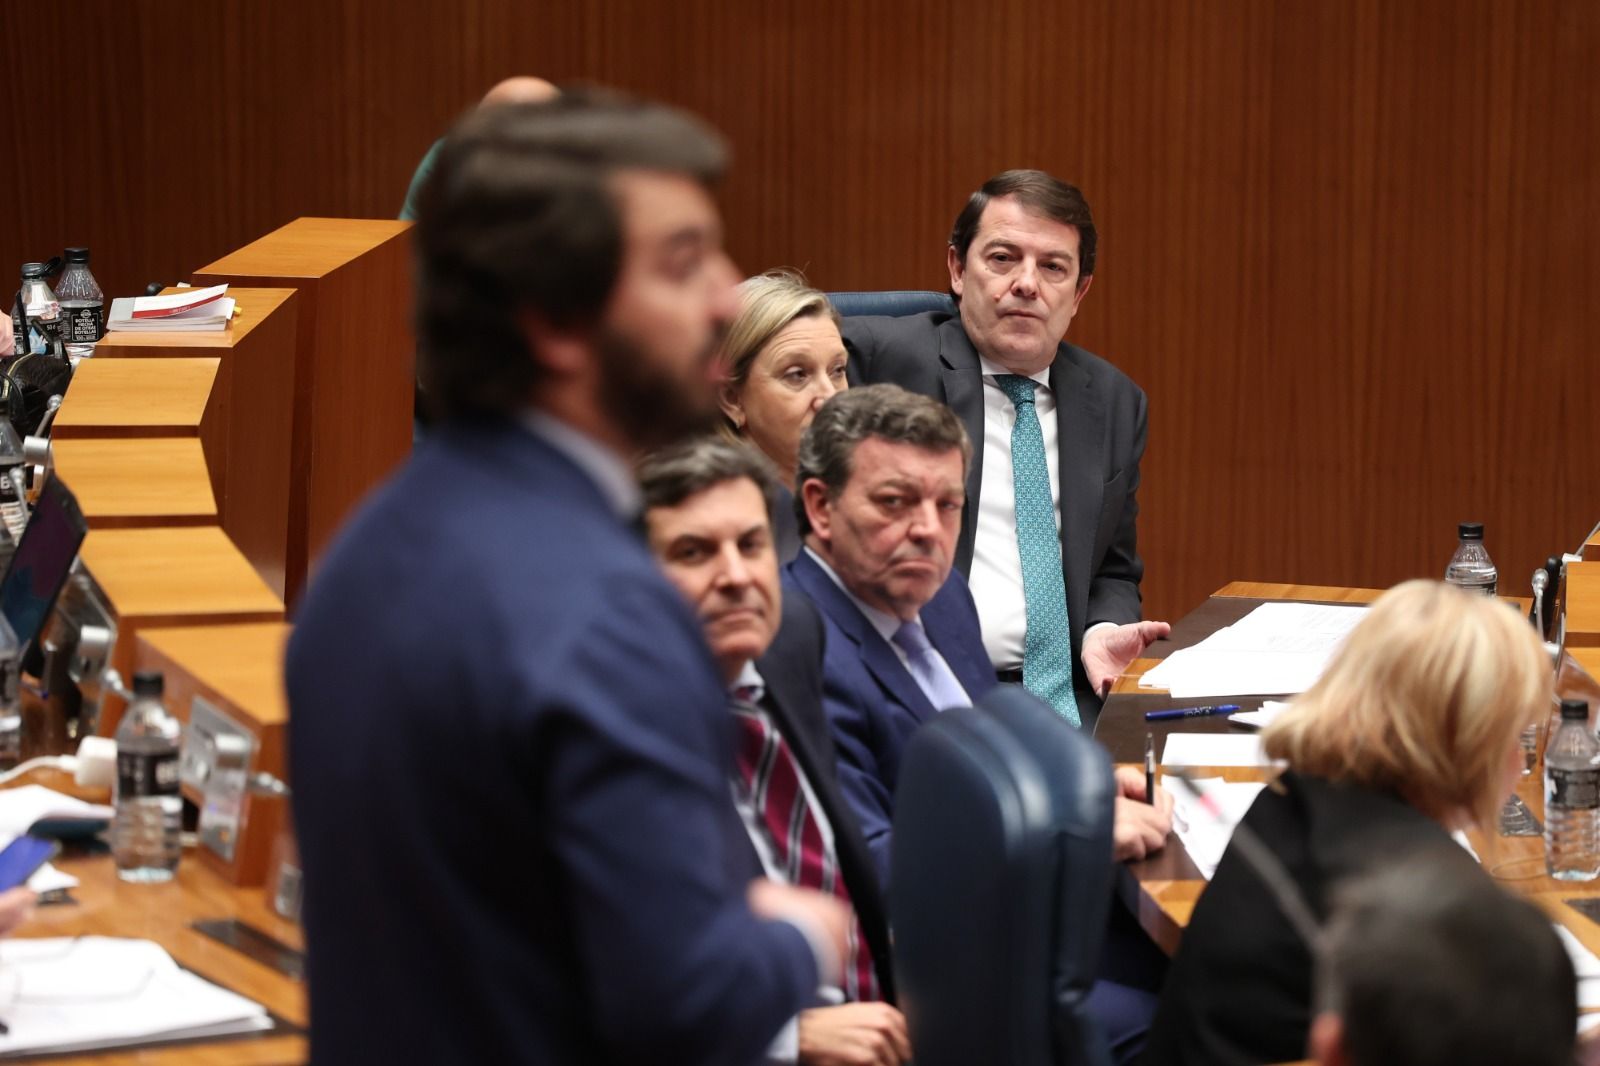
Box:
[825,290,955,319]
[890,685,1117,1066]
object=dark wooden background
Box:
[4,0,1595,621]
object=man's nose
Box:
[713,543,752,588]
[1011,259,1040,298]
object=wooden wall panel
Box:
[3,1,1596,621]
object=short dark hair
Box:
[415,88,727,420]
[948,169,1097,280]
[638,436,782,532]
[1318,857,1576,1066]
[793,385,970,535]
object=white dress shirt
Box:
[968,358,1111,673]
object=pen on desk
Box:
[1144,704,1241,722]
[1144,732,1155,805]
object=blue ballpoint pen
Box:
[1144,704,1241,722]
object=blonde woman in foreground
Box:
[1139,579,1553,1066]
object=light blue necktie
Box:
[891,621,971,713]
[994,375,1080,726]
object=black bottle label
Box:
[117,750,180,798]
[1548,764,1600,809]
[63,304,103,343]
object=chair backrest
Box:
[890,685,1117,1066]
[826,290,955,319]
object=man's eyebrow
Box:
[656,223,720,255]
[980,236,1076,262]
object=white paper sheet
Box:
[1140,603,1369,698]
[1229,700,1294,730]
[1163,775,1268,879]
[1161,734,1278,768]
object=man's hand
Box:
[747,880,852,984]
[1111,765,1173,862]
[1084,621,1172,697]
[798,1003,912,1066]
[0,888,35,936]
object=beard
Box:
[594,324,724,452]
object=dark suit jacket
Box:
[842,310,1147,720]
[754,592,896,1001]
[784,549,997,886]
[287,420,815,1066]
[1139,771,1490,1066]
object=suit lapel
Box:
[1050,347,1103,645]
[788,553,940,724]
[937,321,986,576]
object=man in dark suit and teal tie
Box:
[784,384,1173,1065]
[842,170,1170,727]
[287,91,847,1066]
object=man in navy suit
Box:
[287,91,846,1066]
[842,171,1170,726]
[784,385,1173,1064]
[641,436,910,1066]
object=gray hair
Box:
[793,385,970,535]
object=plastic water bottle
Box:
[0,614,22,771]
[13,263,60,356]
[54,248,103,360]
[1444,522,1497,597]
[112,671,183,882]
[1545,698,1600,881]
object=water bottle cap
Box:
[62,248,89,263]
[1458,522,1484,540]
[19,262,46,279]
[131,671,164,698]
[1561,698,1589,721]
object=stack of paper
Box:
[106,284,235,333]
[0,785,113,894]
[1140,603,1369,698]
[0,937,270,1056]
[1164,775,1268,879]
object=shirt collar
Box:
[729,660,766,704]
[977,354,1051,389]
[518,410,641,519]
[802,546,914,645]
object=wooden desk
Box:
[1567,562,1600,648]
[1100,581,1600,959]
[94,289,299,599]
[52,439,217,527]
[53,360,220,440]
[195,219,414,603]
[15,770,306,1064]
[78,528,285,734]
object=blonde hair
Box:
[1262,579,1551,836]
[719,269,840,435]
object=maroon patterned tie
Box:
[731,691,879,1002]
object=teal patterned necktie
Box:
[994,374,1080,726]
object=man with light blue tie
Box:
[842,170,1170,727]
[784,385,1174,1064]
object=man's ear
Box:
[946,244,966,299]
[517,309,592,377]
[800,478,833,542]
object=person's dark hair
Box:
[414,87,727,421]
[1317,857,1576,1066]
[948,169,1097,287]
[639,436,781,533]
[793,385,970,536]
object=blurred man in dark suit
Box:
[288,91,845,1066]
[642,436,909,1066]
[843,170,1168,726]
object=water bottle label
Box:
[117,751,180,798]
[1547,765,1600,809]
[63,305,102,343]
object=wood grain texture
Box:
[96,288,301,600]
[2,1,1597,621]
[52,438,218,524]
[52,359,220,439]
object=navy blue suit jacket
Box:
[783,549,997,886]
[287,420,816,1066]
[842,311,1147,722]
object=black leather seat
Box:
[891,684,1117,1066]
